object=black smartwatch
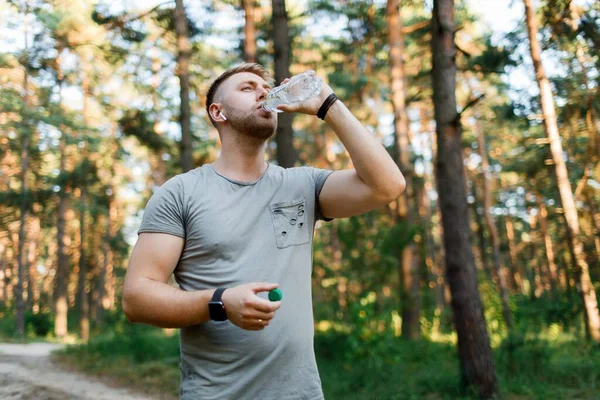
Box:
[208,288,228,321]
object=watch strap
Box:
[211,288,227,302]
[209,288,228,321]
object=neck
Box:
[212,131,269,181]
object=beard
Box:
[227,108,277,141]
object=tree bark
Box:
[523,0,600,340]
[55,130,69,338]
[386,0,420,341]
[432,0,498,397]
[504,214,524,293]
[27,218,40,313]
[537,195,558,293]
[174,0,194,172]
[78,73,91,342]
[421,170,447,331]
[527,206,544,299]
[77,194,89,342]
[151,47,166,186]
[588,200,600,283]
[469,180,493,282]
[54,45,70,338]
[272,0,296,168]
[476,121,512,330]
[16,4,31,337]
[242,0,257,63]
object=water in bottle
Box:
[261,70,323,113]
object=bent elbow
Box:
[380,175,406,204]
[393,175,407,199]
[121,292,138,323]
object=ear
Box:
[209,103,227,123]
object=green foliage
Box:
[0,306,16,340]
[0,306,53,340]
[25,310,53,338]
[466,36,518,74]
[56,323,180,398]
[119,109,167,152]
[513,292,582,334]
[52,323,600,400]
[90,5,147,43]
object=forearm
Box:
[122,277,213,328]
[324,100,405,195]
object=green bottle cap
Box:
[268,288,283,302]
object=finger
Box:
[282,78,291,84]
[276,104,297,113]
[249,282,279,294]
[251,299,281,313]
[244,310,276,321]
[243,319,269,331]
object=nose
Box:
[257,87,268,101]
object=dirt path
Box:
[0,343,156,400]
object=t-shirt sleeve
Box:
[138,176,186,238]
[306,167,335,222]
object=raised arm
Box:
[276,77,406,219]
[318,100,405,218]
[122,232,280,330]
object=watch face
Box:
[209,301,227,321]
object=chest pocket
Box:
[269,197,309,249]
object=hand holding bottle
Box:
[262,70,334,116]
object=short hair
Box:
[206,63,274,127]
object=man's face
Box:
[218,72,277,140]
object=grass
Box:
[53,324,180,400]
[47,321,600,400]
[316,330,600,399]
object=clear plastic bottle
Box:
[261,70,323,113]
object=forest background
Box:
[1,0,600,398]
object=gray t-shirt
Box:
[138,163,333,400]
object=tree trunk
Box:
[537,195,558,293]
[242,0,257,63]
[52,44,70,337]
[527,206,544,298]
[504,214,524,292]
[16,5,31,337]
[16,139,28,337]
[0,246,6,305]
[427,124,450,325]
[55,131,69,338]
[102,127,119,312]
[151,47,166,186]
[78,73,91,342]
[386,0,420,341]
[523,0,600,340]
[423,118,448,332]
[27,218,40,313]
[421,169,447,332]
[95,213,107,327]
[431,0,498,397]
[476,121,512,329]
[272,0,296,168]
[78,194,89,342]
[470,180,493,282]
[589,199,600,278]
[174,0,194,172]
